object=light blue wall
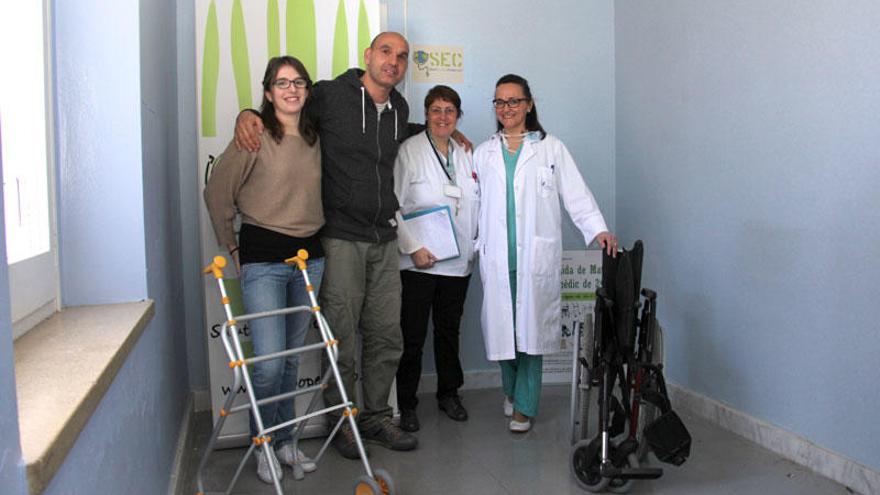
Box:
[0,129,28,495]
[38,0,191,493]
[54,0,148,305]
[615,0,880,471]
[393,0,617,372]
[175,0,209,393]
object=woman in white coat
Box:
[473,74,617,432]
[394,85,480,432]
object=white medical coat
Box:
[473,132,608,360]
[394,131,480,276]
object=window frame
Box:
[2,0,59,339]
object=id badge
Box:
[443,184,462,199]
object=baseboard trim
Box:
[167,394,196,495]
[668,383,879,495]
[193,389,211,412]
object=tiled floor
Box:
[181,385,852,494]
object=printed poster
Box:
[542,250,603,384]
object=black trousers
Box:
[396,270,471,410]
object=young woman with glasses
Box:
[204,56,322,483]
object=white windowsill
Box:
[13,300,155,494]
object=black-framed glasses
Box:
[273,78,308,89]
[492,97,529,109]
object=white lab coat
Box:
[394,131,480,276]
[473,132,608,360]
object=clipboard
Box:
[399,205,460,270]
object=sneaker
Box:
[503,396,514,417]
[256,447,283,484]
[438,396,468,422]
[332,420,368,460]
[276,443,317,473]
[362,416,418,451]
[399,408,420,432]
[509,418,532,433]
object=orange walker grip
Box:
[284,249,309,270]
[203,255,227,279]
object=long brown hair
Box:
[259,56,318,146]
[494,74,546,140]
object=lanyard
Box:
[427,132,455,184]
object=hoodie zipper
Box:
[372,106,384,243]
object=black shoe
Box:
[332,420,369,460]
[362,416,418,451]
[399,408,420,432]
[438,396,468,422]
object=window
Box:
[1,0,58,338]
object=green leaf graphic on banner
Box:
[286,0,317,79]
[222,278,247,317]
[230,0,252,110]
[357,0,370,70]
[332,0,349,77]
[267,0,280,58]
[201,1,219,137]
[222,278,253,358]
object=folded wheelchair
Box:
[569,241,691,493]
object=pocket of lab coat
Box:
[537,168,555,198]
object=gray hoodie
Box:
[310,68,409,244]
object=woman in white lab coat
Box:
[394,85,480,432]
[473,74,617,432]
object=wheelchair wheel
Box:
[570,438,610,492]
[607,453,639,494]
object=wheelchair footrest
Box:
[600,464,663,480]
[617,467,664,480]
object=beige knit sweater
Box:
[204,133,323,247]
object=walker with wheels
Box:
[196,250,395,495]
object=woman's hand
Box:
[595,231,618,257]
[234,111,264,152]
[451,129,473,152]
[227,244,241,276]
[410,247,438,269]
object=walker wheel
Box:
[570,438,610,492]
[353,468,396,495]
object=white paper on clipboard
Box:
[399,205,460,270]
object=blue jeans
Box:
[241,258,324,445]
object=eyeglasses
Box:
[428,106,457,117]
[273,78,308,89]
[492,97,529,109]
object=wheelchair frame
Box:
[569,242,666,493]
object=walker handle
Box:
[203,255,227,279]
[284,249,309,270]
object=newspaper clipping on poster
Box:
[542,250,603,383]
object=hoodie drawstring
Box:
[360,86,366,134]
[394,108,398,141]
